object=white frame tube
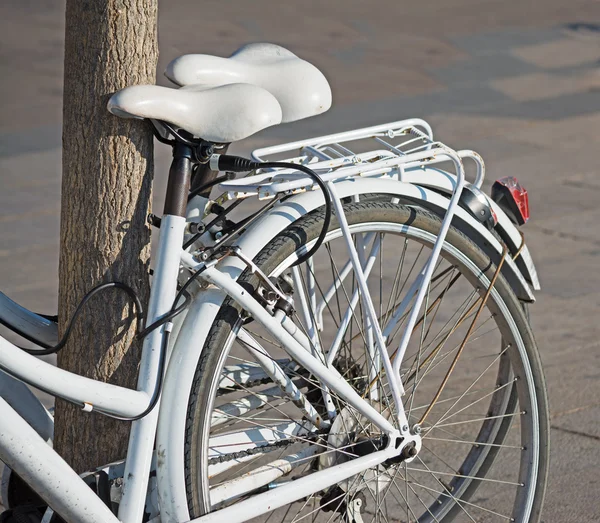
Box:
[192,442,403,523]
[118,215,188,523]
[190,259,396,435]
[237,328,326,429]
[392,150,465,377]
[0,336,149,416]
[0,397,119,523]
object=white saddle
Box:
[108,83,282,143]
[165,43,332,123]
[107,43,332,143]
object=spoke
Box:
[410,321,498,395]
[433,410,524,429]
[406,465,523,487]
[404,473,515,520]
[424,436,524,450]
[213,373,304,433]
[324,244,345,327]
[390,466,421,523]
[420,443,459,476]
[212,385,289,427]
[212,409,364,460]
[237,328,326,428]
[418,248,508,424]
[395,469,443,523]
[389,244,425,327]
[421,266,459,343]
[382,237,409,328]
[312,231,376,317]
[409,389,481,414]
[398,269,464,383]
[424,343,512,435]
[407,276,432,420]
[400,287,480,385]
[291,265,322,357]
[323,245,370,350]
[291,469,374,523]
[413,456,478,523]
[435,378,516,426]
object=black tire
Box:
[184,201,549,522]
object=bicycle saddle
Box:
[107,82,283,143]
[165,43,332,123]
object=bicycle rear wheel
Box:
[184,200,549,522]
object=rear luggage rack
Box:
[216,119,485,201]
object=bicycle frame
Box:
[0,120,540,523]
[0,208,411,523]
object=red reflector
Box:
[491,176,530,225]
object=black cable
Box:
[187,172,235,202]
[98,263,209,420]
[21,282,144,356]
[19,265,207,420]
[136,289,190,340]
[8,233,209,420]
[210,155,332,266]
[217,196,281,241]
[150,123,176,146]
[159,121,200,147]
[262,161,331,266]
[94,328,171,421]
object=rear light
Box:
[491,177,530,225]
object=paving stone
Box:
[451,26,565,55]
[552,406,600,439]
[431,53,538,86]
[513,36,600,69]
[491,70,600,102]
[544,428,600,523]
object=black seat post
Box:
[164,141,194,217]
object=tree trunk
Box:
[56,0,158,472]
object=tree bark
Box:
[56,0,158,472]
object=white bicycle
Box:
[0,43,548,523]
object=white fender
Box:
[398,167,539,290]
[156,175,535,522]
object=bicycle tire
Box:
[184,200,549,522]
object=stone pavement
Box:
[1,1,599,521]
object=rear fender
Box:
[401,167,539,290]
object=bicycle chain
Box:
[208,430,327,465]
[216,376,273,396]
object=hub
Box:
[320,403,421,496]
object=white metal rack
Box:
[215,118,480,430]
[217,118,485,200]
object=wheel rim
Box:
[192,215,542,523]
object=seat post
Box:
[163,141,193,217]
[190,144,229,199]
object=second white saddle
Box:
[165,43,332,124]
